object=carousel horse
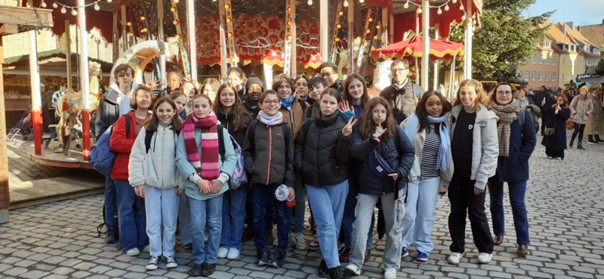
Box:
[367,59,393,98]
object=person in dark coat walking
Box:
[541,94,571,159]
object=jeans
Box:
[144,186,179,257]
[252,183,289,252]
[448,175,493,254]
[341,175,374,250]
[571,123,586,143]
[306,180,349,269]
[178,195,192,245]
[220,185,248,250]
[114,180,148,252]
[189,195,223,264]
[488,180,530,245]
[104,176,117,231]
[349,189,405,270]
[288,175,306,234]
[402,176,440,253]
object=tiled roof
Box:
[555,22,597,47]
[546,22,572,44]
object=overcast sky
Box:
[523,0,604,26]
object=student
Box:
[227,67,247,99]
[294,88,356,279]
[294,75,310,103]
[214,84,253,260]
[400,91,454,262]
[345,97,414,279]
[447,79,498,265]
[166,67,183,93]
[109,85,156,256]
[170,90,188,121]
[129,96,183,270]
[176,94,236,277]
[243,76,264,116]
[274,74,308,135]
[303,76,327,121]
[243,90,295,268]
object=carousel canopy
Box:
[370,35,464,62]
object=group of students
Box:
[95,60,538,279]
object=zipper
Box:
[315,126,320,185]
[266,125,272,185]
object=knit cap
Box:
[246,77,264,91]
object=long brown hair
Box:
[145,96,182,132]
[213,84,251,132]
[358,97,396,140]
[453,79,488,107]
[342,73,370,107]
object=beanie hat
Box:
[246,77,264,91]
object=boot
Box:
[588,135,595,144]
[596,134,602,143]
[577,142,585,150]
[569,138,574,148]
[328,266,343,279]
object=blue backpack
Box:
[217,125,248,189]
[89,115,131,177]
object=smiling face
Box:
[459,85,478,110]
[173,95,187,113]
[260,93,282,116]
[277,82,293,100]
[116,68,133,89]
[247,84,262,101]
[227,72,244,90]
[320,66,339,87]
[219,87,236,108]
[310,83,325,101]
[295,78,309,98]
[371,104,387,126]
[391,62,409,84]
[320,94,339,116]
[167,72,182,90]
[135,89,152,110]
[425,95,444,117]
[156,101,176,125]
[347,78,365,102]
[495,84,513,105]
[192,96,212,118]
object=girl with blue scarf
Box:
[400,90,454,262]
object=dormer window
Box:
[544,41,551,48]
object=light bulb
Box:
[343,0,348,7]
[417,7,422,13]
[307,0,312,5]
[173,0,179,3]
[445,4,449,11]
[94,2,100,11]
[460,3,464,10]
[403,1,409,9]
[452,0,457,3]
[437,7,442,14]
[52,2,58,8]
[359,0,364,3]
[107,0,112,3]
[41,1,47,8]
[71,8,77,16]
[60,6,66,14]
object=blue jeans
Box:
[306,180,349,269]
[104,176,117,230]
[402,176,440,253]
[342,179,374,250]
[220,185,248,250]
[252,183,289,252]
[144,186,179,257]
[488,180,530,245]
[189,195,223,264]
[114,180,148,252]
[178,195,192,245]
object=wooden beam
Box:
[0,7,53,28]
[0,35,10,223]
[0,24,18,35]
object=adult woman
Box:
[447,79,498,265]
[541,95,571,159]
[586,86,604,143]
[516,88,540,133]
[568,86,593,149]
[487,82,536,258]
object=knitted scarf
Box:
[258,110,283,126]
[404,113,450,170]
[490,99,520,157]
[280,93,296,108]
[183,113,220,179]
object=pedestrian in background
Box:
[541,94,571,159]
[586,85,603,144]
[568,86,593,149]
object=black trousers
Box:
[448,175,493,254]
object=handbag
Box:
[367,149,394,177]
[544,127,555,136]
[566,119,574,130]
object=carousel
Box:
[9,0,482,170]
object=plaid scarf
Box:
[183,113,220,179]
[490,100,520,157]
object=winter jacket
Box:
[215,108,253,146]
[569,95,593,124]
[450,104,499,190]
[280,96,308,136]
[109,112,147,181]
[350,126,415,195]
[243,120,295,187]
[294,111,351,186]
[95,82,137,139]
[541,105,571,150]
[380,81,421,124]
[128,124,181,189]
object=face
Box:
[203,85,217,102]
[183,83,196,98]
[227,72,243,89]
[295,78,308,97]
[495,85,513,105]
[391,63,409,84]
[320,67,339,86]
[167,73,181,90]
[579,89,588,96]
[116,69,133,89]
[247,84,262,101]
[192,97,212,118]
[135,89,152,110]
[173,95,187,113]
[347,78,364,101]
[425,95,443,117]
[310,83,325,100]
[371,104,387,126]
[320,94,339,116]
[260,94,282,116]
[219,88,236,108]
[557,97,564,105]
[156,101,176,125]
[459,85,478,109]
[517,89,526,99]
[276,82,292,100]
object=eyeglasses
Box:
[496,90,512,95]
[263,100,280,105]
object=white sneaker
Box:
[343,263,361,276]
[126,248,140,256]
[217,247,229,259]
[447,252,463,265]
[384,267,397,279]
[165,256,178,268]
[145,256,159,270]
[477,252,492,264]
[226,248,240,260]
[294,233,306,250]
[142,245,150,253]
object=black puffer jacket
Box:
[215,108,253,146]
[294,111,351,186]
[351,126,415,195]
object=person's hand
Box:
[341,118,357,137]
[541,98,546,106]
[526,107,532,112]
[210,180,224,193]
[176,188,184,195]
[439,191,446,197]
[474,187,484,195]
[146,79,160,89]
[339,100,352,113]
[388,172,399,181]
[134,185,144,198]
[287,187,295,200]
[372,126,387,143]
[196,179,210,194]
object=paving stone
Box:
[19,270,50,279]
[3,267,28,276]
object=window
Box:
[532,55,537,64]
[532,71,536,81]
[525,70,530,81]
[562,57,566,65]
[538,71,543,81]
[545,71,550,81]
[552,71,557,81]
[562,74,565,81]
[546,55,550,65]
[538,55,543,64]
[553,54,557,65]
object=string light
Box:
[307,0,313,5]
[404,1,409,9]
[71,8,77,16]
[60,6,66,14]
[437,7,442,14]
[94,2,100,11]
[107,0,112,3]
[359,0,365,3]
[41,1,47,8]
[52,2,58,8]
[343,0,348,7]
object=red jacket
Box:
[109,112,138,181]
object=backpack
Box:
[144,128,180,153]
[217,125,248,189]
[89,115,131,177]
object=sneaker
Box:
[343,263,361,276]
[126,248,141,256]
[217,247,229,259]
[188,263,203,276]
[308,239,320,251]
[256,248,271,266]
[226,248,240,260]
[401,247,409,257]
[417,251,429,262]
[272,250,286,268]
[142,245,150,253]
[477,252,492,264]
[447,252,463,265]
[200,262,216,277]
[294,232,306,250]
[384,267,397,279]
[165,256,178,268]
[145,256,160,270]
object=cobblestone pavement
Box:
[1,138,604,278]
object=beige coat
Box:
[570,95,594,124]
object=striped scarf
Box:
[183,113,220,179]
[490,100,520,157]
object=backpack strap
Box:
[518,108,525,129]
[247,120,258,152]
[217,125,226,160]
[124,114,131,138]
[144,129,154,153]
